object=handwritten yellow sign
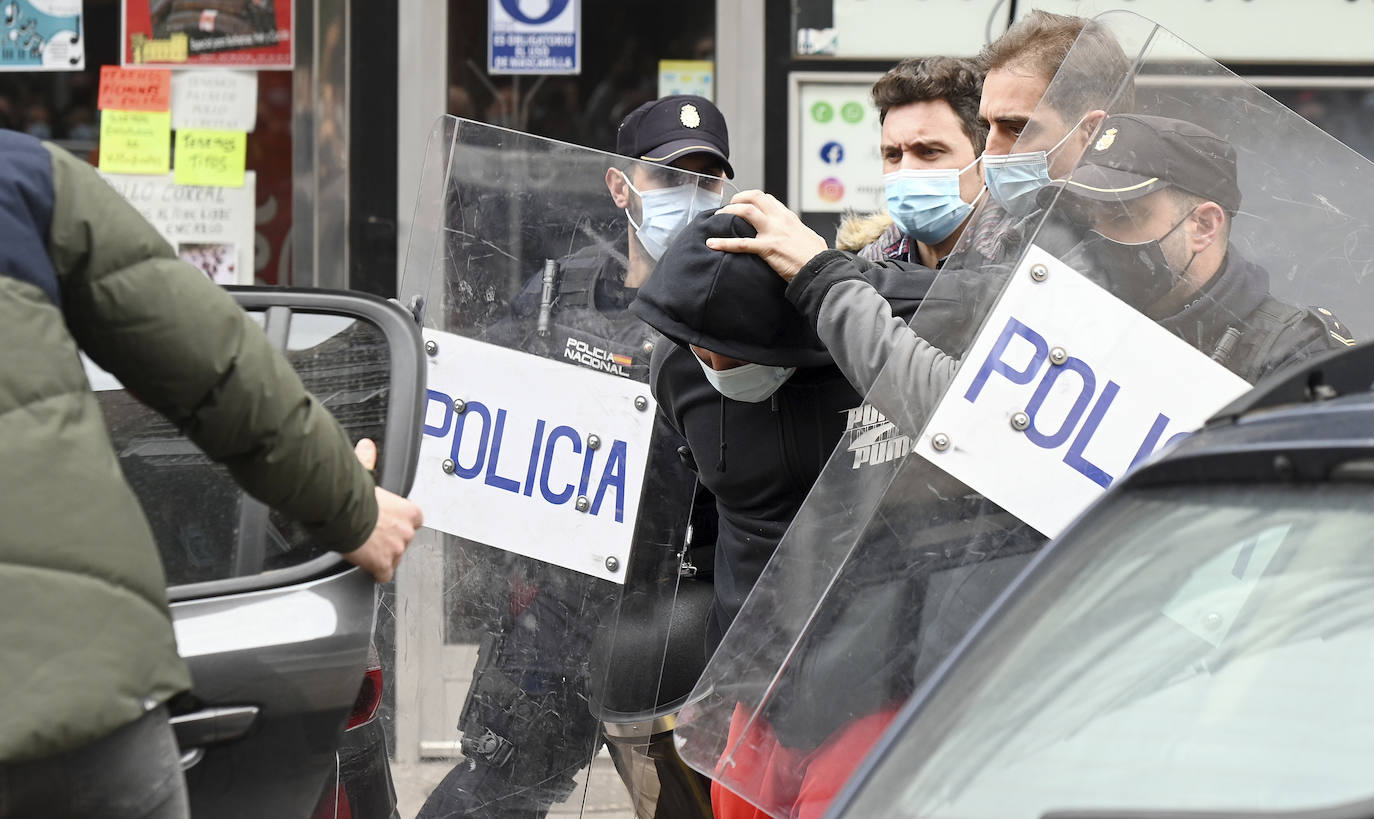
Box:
[99,110,172,175]
[174,129,247,187]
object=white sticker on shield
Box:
[914,245,1252,539]
[411,329,656,584]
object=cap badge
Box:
[1094,128,1118,152]
[680,104,701,128]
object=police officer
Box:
[417,95,733,819]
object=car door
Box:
[88,287,423,819]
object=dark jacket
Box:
[0,133,378,763]
[632,213,931,649]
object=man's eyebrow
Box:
[881,138,951,153]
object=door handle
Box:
[171,705,260,769]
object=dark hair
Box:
[979,10,1135,118]
[871,57,987,155]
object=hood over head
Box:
[631,211,833,368]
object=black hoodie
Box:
[631,212,932,651]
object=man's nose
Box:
[985,131,1014,156]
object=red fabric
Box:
[710,703,899,819]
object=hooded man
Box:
[631,211,929,819]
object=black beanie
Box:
[630,211,833,368]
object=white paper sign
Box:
[914,245,1252,538]
[411,330,656,583]
[100,171,256,285]
[170,70,259,132]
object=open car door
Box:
[88,287,424,819]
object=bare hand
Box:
[342,438,424,584]
[705,190,829,282]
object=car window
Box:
[263,314,392,571]
[91,309,392,588]
[848,484,1374,819]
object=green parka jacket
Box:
[0,132,379,763]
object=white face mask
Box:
[618,169,722,261]
[697,358,796,403]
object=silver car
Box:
[91,288,423,818]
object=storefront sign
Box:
[658,59,713,100]
[488,0,579,75]
[171,70,258,131]
[98,65,171,111]
[101,171,257,285]
[0,1,83,71]
[1024,1,1374,63]
[122,0,293,69]
[99,110,172,174]
[792,74,883,214]
[174,129,247,187]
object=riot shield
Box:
[392,116,732,818]
[673,12,1374,817]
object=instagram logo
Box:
[818,177,845,203]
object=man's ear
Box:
[606,167,632,208]
[1079,109,1107,140]
[1188,201,1226,251]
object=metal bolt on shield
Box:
[1049,347,1068,365]
[441,459,456,474]
[575,496,590,512]
[931,433,951,452]
[1030,264,1049,282]
[425,339,439,356]
[1010,411,1031,431]
[587,434,601,450]
[605,557,620,573]
[634,396,649,411]
[452,399,467,414]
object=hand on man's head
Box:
[706,190,828,283]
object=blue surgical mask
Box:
[982,118,1084,217]
[697,358,796,403]
[884,156,984,244]
[619,170,722,261]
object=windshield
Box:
[842,483,1374,819]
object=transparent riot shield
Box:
[391,116,732,818]
[673,12,1374,817]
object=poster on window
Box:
[122,0,292,69]
[100,171,257,285]
[0,1,84,71]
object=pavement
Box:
[391,749,637,818]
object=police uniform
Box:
[417,93,733,819]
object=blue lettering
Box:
[450,401,491,479]
[965,317,1049,403]
[578,441,595,497]
[523,418,547,497]
[591,440,629,523]
[540,425,580,504]
[1064,380,1119,489]
[482,409,522,493]
[1024,357,1095,450]
[1128,413,1172,471]
[423,389,454,438]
